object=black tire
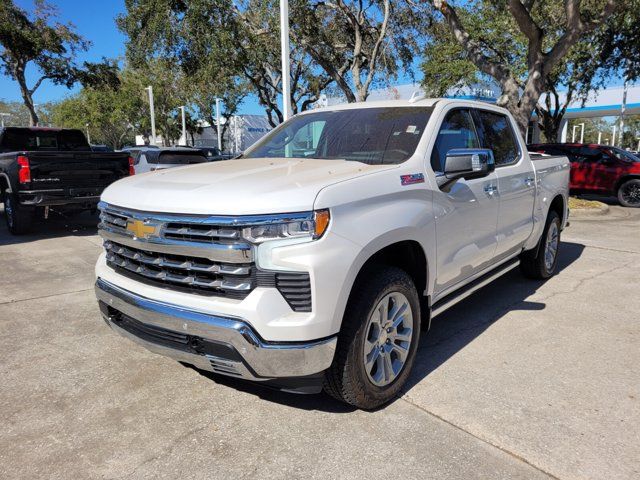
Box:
[3,192,34,235]
[324,265,421,410]
[617,179,640,208]
[520,210,561,279]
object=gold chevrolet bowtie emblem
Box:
[126,219,157,239]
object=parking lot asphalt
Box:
[0,205,638,480]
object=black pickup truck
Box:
[0,127,132,234]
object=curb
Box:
[569,203,610,218]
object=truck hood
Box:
[101,157,395,215]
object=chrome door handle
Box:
[484,185,498,195]
[525,177,535,186]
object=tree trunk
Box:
[16,73,39,126]
[496,80,533,138]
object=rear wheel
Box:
[617,179,640,208]
[3,193,34,235]
[520,210,561,279]
[324,266,421,410]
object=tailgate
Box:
[24,151,130,190]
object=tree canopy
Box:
[0,0,90,125]
[423,0,627,136]
[117,0,428,127]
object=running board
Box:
[430,258,520,319]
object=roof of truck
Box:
[308,97,507,114]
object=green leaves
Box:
[0,0,89,125]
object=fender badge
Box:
[400,173,425,186]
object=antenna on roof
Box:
[409,91,425,103]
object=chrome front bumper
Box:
[95,278,337,381]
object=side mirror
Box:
[437,148,495,188]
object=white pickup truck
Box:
[95,98,569,409]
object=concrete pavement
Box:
[0,206,638,479]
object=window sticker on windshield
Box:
[406,125,417,133]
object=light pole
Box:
[215,98,222,151]
[572,123,584,143]
[144,86,157,145]
[178,106,187,146]
[611,125,617,147]
[619,77,628,147]
[0,113,9,127]
[280,0,292,121]
[597,131,602,144]
[578,122,584,143]
[85,123,91,144]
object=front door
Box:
[430,108,500,297]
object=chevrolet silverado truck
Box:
[0,127,132,234]
[94,98,569,409]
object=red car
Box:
[528,143,640,207]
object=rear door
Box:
[431,108,500,295]
[474,109,535,258]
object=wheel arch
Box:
[338,237,431,332]
[549,194,566,226]
[0,172,12,196]
[614,175,640,194]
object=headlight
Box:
[242,209,330,243]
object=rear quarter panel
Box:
[524,154,570,250]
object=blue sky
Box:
[0,0,265,115]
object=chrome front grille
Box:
[105,240,253,297]
[101,208,244,244]
[98,202,313,309]
[163,223,240,242]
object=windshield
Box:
[244,107,433,165]
[610,147,640,162]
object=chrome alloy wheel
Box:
[544,221,559,271]
[363,292,413,387]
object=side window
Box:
[430,109,479,172]
[475,110,519,166]
[577,146,604,162]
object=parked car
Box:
[528,143,640,207]
[197,146,235,161]
[0,127,132,234]
[130,147,208,174]
[95,99,569,409]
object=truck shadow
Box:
[190,241,585,412]
[0,204,99,245]
[402,240,585,395]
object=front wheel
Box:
[324,266,421,410]
[617,179,640,208]
[3,193,34,235]
[520,210,561,279]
